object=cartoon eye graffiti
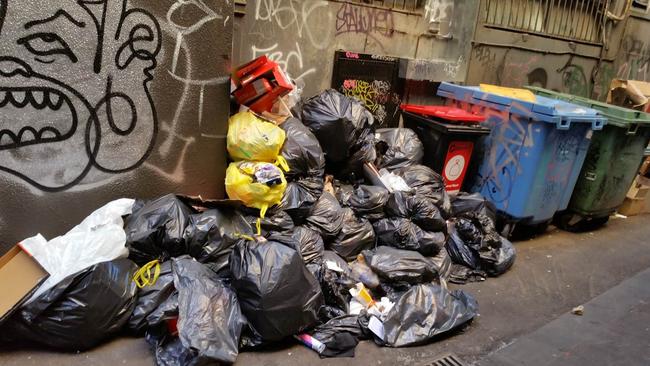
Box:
[17,33,78,63]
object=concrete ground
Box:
[1,214,650,366]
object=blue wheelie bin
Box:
[437,83,606,235]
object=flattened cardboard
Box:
[0,244,49,324]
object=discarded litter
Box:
[3,80,522,364]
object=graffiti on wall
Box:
[248,0,332,85]
[617,35,650,81]
[0,0,162,192]
[341,79,399,124]
[335,2,394,40]
[0,0,231,193]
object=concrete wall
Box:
[0,0,233,252]
[466,0,635,101]
[235,0,479,99]
[615,11,650,82]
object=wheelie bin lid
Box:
[400,104,485,122]
[525,86,650,130]
[437,82,606,130]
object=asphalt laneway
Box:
[1,214,650,366]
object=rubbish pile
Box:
[0,87,515,364]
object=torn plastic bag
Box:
[306,192,345,241]
[230,233,324,341]
[128,261,175,333]
[293,226,325,266]
[301,89,374,164]
[172,257,244,364]
[430,247,452,282]
[347,185,389,221]
[145,291,179,328]
[480,236,516,276]
[374,128,424,170]
[449,264,487,284]
[125,194,194,265]
[320,251,354,312]
[225,161,287,218]
[373,218,445,256]
[184,208,252,272]
[227,110,286,162]
[330,129,377,181]
[385,191,446,232]
[5,259,138,351]
[379,283,478,347]
[393,165,451,217]
[20,198,134,301]
[309,315,364,358]
[364,246,436,285]
[445,219,481,269]
[277,177,324,224]
[281,117,326,180]
[349,253,381,289]
[330,208,375,261]
[245,210,295,234]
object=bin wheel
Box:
[555,213,609,232]
[510,220,550,240]
[500,223,515,238]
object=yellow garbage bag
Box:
[227,111,286,162]
[225,161,287,218]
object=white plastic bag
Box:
[21,198,135,301]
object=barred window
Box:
[483,0,609,44]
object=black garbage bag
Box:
[451,192,497,221]
[245,210,295,234]
[385,191,446,232]
[5,259,138,351]
[293,226,325,266]
[146,291,179,328]
[449,264,487,284]
[277,177,324,224]
[125,194,194,265]
[320,251,354,312]
[374,128,424,170]
[364,246,436,285]
[330,208,375,261]
[174,257,244,364]
[445,219,481,270]
[128,261,175,333]
[281,117,326,180]
[301,89,374,164]
[379,283,478,347]
[306,192,345,240]
[309,315,365,358]
[373,218,445,256]
[230,233,324,341]
[184,208,252,273]
[393,165,451,217]
[480,236,516,276]
[329,129,377,181]
[430,247,452,282]
[347,185,389,221]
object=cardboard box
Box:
[626,174,650,200]
[0,244,49,323]
[607,79,650,113]
[618,197,649,216]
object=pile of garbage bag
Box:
[0,89,516,364]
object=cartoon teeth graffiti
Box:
[0,0,161,191]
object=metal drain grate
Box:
[423,353,467,366]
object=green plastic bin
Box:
[527,86,650,230]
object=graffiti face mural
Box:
[0,0,161,191]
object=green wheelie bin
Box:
[527,86,650,231]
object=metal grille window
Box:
[341,0,425,12]
[483,0,609,44]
